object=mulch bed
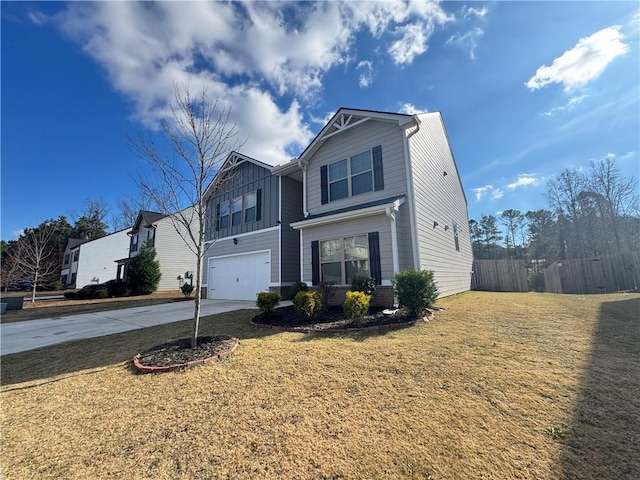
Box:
[251,306,431,332]
[133,335,240,373]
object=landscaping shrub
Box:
[256,291,281,315]
[180,283,195,297]
[288,281,308,300]
[127,242,161,295]
[343,291,371,322]
[318,280,335,308]
[528,271,545,292]
[391,269,439,317]
[350,274,377,296]
[113,284,131,298]
[63,291,77,300]
[293,291,322,321]
[93,287,109,299]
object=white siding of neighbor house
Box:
[407,112,474,297]
[306,119,409,215]
[300,213,393,286]
[202,227,280,286]
[75,230,130,287]
[152,215,198,292]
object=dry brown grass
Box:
[1,291,638,479]
[0,291,184,323]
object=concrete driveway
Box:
[0,299,257,355]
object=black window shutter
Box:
[311,240,320,285]
[320,165,329,204]
[368,232,382,285]
[215,203,220,231]
[372,145,384,191]
[256,189,262,221]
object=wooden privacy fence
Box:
[471,259,528,292]
[543,252,640,294]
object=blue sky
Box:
[2,1,638,241]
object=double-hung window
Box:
[131,235,139,253]
[73,250,79,262]
[218,200,230,229]
[231,197,242,226]
[320,235,370,285]
[244,191,257,222]
[321,145,382,204]
[328,160,348,201]
[64,254,70,265]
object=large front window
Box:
[320,235,369,284]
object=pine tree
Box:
[127,242,161,295]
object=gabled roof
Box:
[65,238,90,251]
[273,107,417,176]
[130,210,168,233]
[203,151,274,199]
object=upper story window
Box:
[231,197,242,226]
[131,234,139,253]
[64,254,70,265]
[321,145,383,204]
[244,191,257,222]
[218,200,230,229]
[453,221,460,252]
[216,189,262,231]
[73,250,79,262]
[146,228,155,245]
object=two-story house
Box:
[201,152,303,300]
[61,229,130,288]
[116,210,198,292]
[272,108,473,301]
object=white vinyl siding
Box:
[152,213,198,292]
[74,230,131,287]
[407,112,473,297]
[307,120,408,215]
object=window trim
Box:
[319,234,370,285]
[231,196,242,226]
[322,145,381,204]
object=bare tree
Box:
[112,188,157,230]
[499,209,524,259]
[10,223,61,302]
[132,84,243,347]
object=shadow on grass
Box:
[1,310,279,387]
[560,297,640,479]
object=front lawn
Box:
[1,291,638,479]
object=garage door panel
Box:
[208,251,270,301]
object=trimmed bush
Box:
[528,272,545,292]
[293,291,322,321]
[113,284,131,297]
[64,291,77,299]
[344,291,371,322]
[93,287,109,299]
[350,274,377,297]
[391,269,439,317]
[181,283,195,297]
[256,291,281,315]
[288,281,308,300]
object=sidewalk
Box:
[0,299,257,355]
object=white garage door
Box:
[208,251,271,301]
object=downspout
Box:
[402,115,421,269]
[298,159,309,218]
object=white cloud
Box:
[398,102,428,114]
[357,60,373,88]
[39,1,453,164]
[526,26,629,92]
[473,185,504,201]
[11,229,24,239]
[464,6,488,19]
[544,94,590,116]
[506,174,541,190]
[388,23,431,65]
[446,27,484,60]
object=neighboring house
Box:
[61,229,130,288]
[116,210,198,292]
[272,108,473,300]
[202,152,303,300]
